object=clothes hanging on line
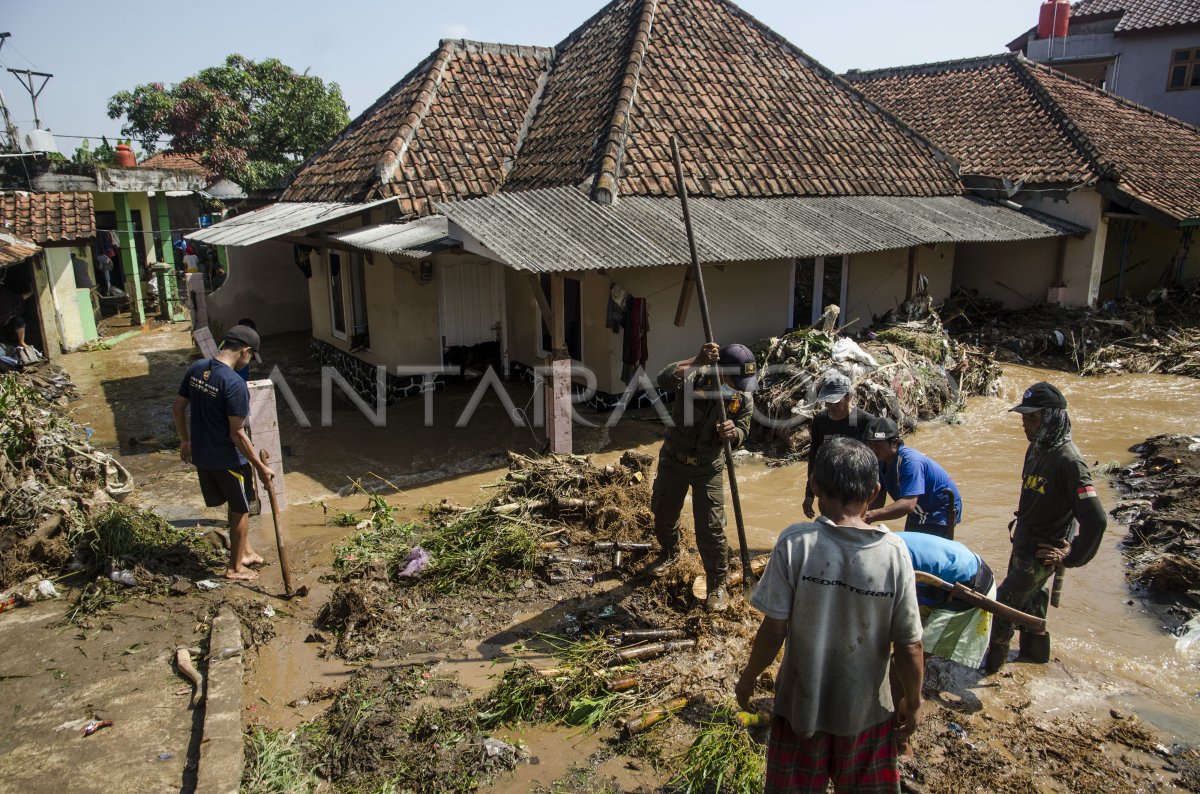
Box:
[621,296,649,384]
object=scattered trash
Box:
[157,753,175,761]
[0,594,25,614]
[195,580,222,591]
[398,546,430,578]
[598,605,617,619]
[82,719,113,736]
[205,646,241,663]
[263,604,275,618]
[28,580,60,601]
[948,722,968,740]
[483,737,517,760]
[109,569,137,587]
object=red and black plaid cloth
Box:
[766,715,900,793]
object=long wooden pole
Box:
[259,449,292,595]
[915,571,1046,633]
[670,137,754,593]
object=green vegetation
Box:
[242,728,319,794]
[669,707,766,794]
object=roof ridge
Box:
[282,45,447,197]
[591,0,657,205]
[446,39,555,59]
[1008,55,1119,183]
[551,0,628,56]
[710,0,965,191]
[844,53,1019,83]
[373,40,459,195]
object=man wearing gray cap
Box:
[802,371,878,519]
[173,325,275,581]
[648,342,757,611]
[985,382,1107,673]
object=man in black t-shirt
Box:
[803,371,878,519]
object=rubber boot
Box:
[648,545,680,577]
[1018,631,1051,663]
[705,582,729,612]
[984,642,1010,674]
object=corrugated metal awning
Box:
[437,187,1088,272]
[187,198,396,247]
[331,216,458,258]
[0,231,40,267]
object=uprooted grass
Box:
[668,706,766,794]
[242,728,320,794]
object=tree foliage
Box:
[107,54,349,191]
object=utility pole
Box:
[0,33,21,152]
[8,67,53,131]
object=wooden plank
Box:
[193,327,218,358]
[673,268,694,327]
[248,380,286,511]
[526,273,553,338]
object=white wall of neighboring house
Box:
[32,247,91,352]
[1027,28,1200,126]
[208,241,312,338]
[845,243,955,325]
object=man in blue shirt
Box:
[173,325,274,581]
[863,416,963,539]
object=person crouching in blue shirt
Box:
[863,416,963,539]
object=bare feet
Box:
[242,552,266,567]
[223,568,258,581]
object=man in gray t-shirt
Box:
[737,437,923,793]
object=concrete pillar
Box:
[113,192,144,325]
[545,273,573,454]
[154,194,185,322]
[248,380,286,511]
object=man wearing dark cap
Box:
[648,342,757,611]
[172,325,273,581]
[802,371,878,519]
[863,416,963,539]
[985,382,1107,673]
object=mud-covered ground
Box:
[3,324,1200,793]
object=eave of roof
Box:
[186,198,397,247]
[437,186,1086,273]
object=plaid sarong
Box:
[766,715,900,794]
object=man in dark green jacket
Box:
[649,342,756,611]
[986,382,1107,672]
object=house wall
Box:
[954,238,1060,307]
[31,247,92,352]
[844,243,955,326]
[1027,29,1200,126]
[957,190,1106,308]
[308,245,441,368]
[207,241,313,338]
[92,191,159,268]
[1099,219,1200,301]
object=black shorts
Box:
[197,464,258,514]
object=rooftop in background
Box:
[846,53,1200,224]
[139,151,211,177]
[284,0,965,212]
[0,191,96,244]
[0,230,41,266]
[0,157,207,195]
[1067,0,1200,34]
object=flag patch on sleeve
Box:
[1077,485,1098,499]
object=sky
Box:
[2,0,1040,155]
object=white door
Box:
[438,260,504,353]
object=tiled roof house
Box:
[1008,0,1200,126]
[848,52,1200,303]
[193,0,1091,405]
[0,191,98,354]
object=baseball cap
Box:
[816,371,852,403]
[864,416,901,442]
[1009,381,1066,414]
[222,324,262,363]
[717,344,758,392]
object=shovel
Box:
[258,449,299,598]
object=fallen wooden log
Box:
[612,639,696,663]
[592,541,653,552]
[691,554,770,600]
[614,628,688,644]
[622,697,688,736]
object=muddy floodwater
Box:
[735,365,1200,744]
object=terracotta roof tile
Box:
[282,41,553,209]
[0,192,96,244]
[848,54,1200,222]
[139,151,212,178]
[505,0,962,200]
[0,231,40,266]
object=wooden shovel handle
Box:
[915,571,1045,634]
[259,449,292,594]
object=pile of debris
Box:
[0,371,221,615]
[1111,435,1200,638]
[751,309,1001,458]
[947,285,1200,378]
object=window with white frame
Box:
[329,251,347,340]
